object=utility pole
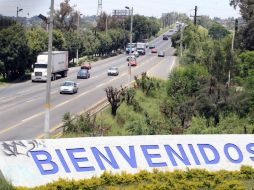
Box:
[125,6,133,87]
[106,15,108,36]
[16,6,23,17]
[180,25,183,57]
[228,19,238,86]
[44,0,54,138]
[76,11,82,65]
[190,6,200,25]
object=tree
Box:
[54,0,78,32]
[105,86,126,116]
[0,24,29,79]
[208,23,230,39]
[230,0,254,50]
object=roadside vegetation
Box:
[12,166,254,190]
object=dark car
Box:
[163,35,168,40]
[77,69,90,79]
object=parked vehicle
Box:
[81,63,91,70]
[133,51,139,57]
[125,43,137,54]
[136,42,146,55]
[151,48,157,53]
[31,51,68,82]
[108,67,119,76]
[77,69,90,79]
[158,51,165,57]
[60,81,78,94]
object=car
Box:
[128,59,137,66]
[133,51,139,58]
[163,35,168,40]
[108,67,119,76]
[77,69,90,79]
[81,63,91,70]
[126,55,136,62]
[149,44,155,49]
[169,29,174,32]
[60,81,78,94]
[158,51,165,57]
[151,48,157,53]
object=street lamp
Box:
[16,6,23,18]
[44,0,54,138]
[76,12,83,65]
[125,6,133,87]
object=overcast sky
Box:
[0,0,240,19]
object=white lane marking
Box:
[22,112,43,122]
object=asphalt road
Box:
[0,31,176,141]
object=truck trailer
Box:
[136,42,146,55]
[31,51,68,82]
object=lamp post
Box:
[76,12,82,65]
[16,6,23,18]
[44,0,54,138]
[125,6,133,87]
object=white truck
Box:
[31,51,68,82]
[136,42,146,55]
[125,43,137,54]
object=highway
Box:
[0,31,176,141]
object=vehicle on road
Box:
[108,67,119,76]
[141,39,149,48]
[81,63,91,70]
[125,43,137,54]
[136,42,146,55]
[77,69,90,79]
[163,35,169,40]
[60,81,78,94]
[158,51,165,57]
[151,48,158,53]
[127,56,137,66]
[31,51,68,82]
[149,44,155,49]
[169,29,174,32]
[127,55,136,62]
[133,51,139,57]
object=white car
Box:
[60,81,78,94]
[108,67,119,76]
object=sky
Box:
[0,0,240,19]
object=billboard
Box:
[0,135,254,187]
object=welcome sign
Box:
[0,135,254,187]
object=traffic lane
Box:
[0,36,172,136]
[147,55,176,80]
[0,53,167,140]
[0,37,170,112]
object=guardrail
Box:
[50,98,110,138]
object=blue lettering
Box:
[30,150,58,175]
[188,144,201,165]
[164,144,191,166]
[246,143,254,161]
[141,145,167,167]
[224,143,243,163]
[91,147,119,170]
[66,148,95,172]
[198,144,220,164]
[116,146,137,168]
[56,149,71,173]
